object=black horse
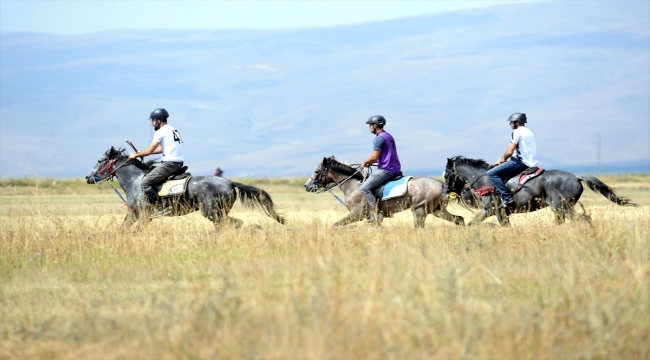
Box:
[444,156,637,226]
[86,147,285,229]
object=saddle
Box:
[505,167,544,193]
[150,165,193,197]
[474,167,544,196]
[370,172,413,201]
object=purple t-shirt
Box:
[374,131,401,174]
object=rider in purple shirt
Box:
[360,115,402,223]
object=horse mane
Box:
[449,156,490,171]
[106,147,149,171]
[326,156,364,180]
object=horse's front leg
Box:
[119,212,137,230]
[332,211,365,226]
[467,197,493,225]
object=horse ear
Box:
[322,157,328,164]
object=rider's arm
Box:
[361,150,381,169]
[494,143,517,165]
[129,141,161,159]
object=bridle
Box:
[312,161,364,194]
[92,155,135,183]
[444,163,491,198]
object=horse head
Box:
[85,146,128,184]
[304,157,336,193]
[443,156,490,196]
[443,157,465,197]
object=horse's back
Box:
[407,176,445,203]
[185,175,235,200]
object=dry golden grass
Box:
[1,175,649,359]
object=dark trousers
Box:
[359,169,396,209]
[486,157,528,204]
[141,161,183,205]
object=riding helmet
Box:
[149,108,169,120]
[366,115,386,126]
[507,113,527,124]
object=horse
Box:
[85,146,285,229]
[304,156,464,227]
[443,156,637,226]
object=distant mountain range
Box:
[1,1,648,178]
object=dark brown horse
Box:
[304,156,464,227]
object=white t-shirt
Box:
[153,124,184,162]
[511,126,538,167]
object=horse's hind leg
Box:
[412,207,427,228]
[547,194,569,225]
[565,203,591,223]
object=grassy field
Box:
[1,175,649,359]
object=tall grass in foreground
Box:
[1,210,648,359]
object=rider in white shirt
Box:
[487,113,538,214]
[128,108,184,212]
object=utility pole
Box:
[597,133,602,174]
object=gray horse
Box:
[304,156,464,227]
[86,147,285,229]
[444,156,637,226]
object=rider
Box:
[487,112,538,214]
[360,115,402,222]
[128,108,184,212]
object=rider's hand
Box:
[128,153,138,160]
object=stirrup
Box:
[498,200,516,215]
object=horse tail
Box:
[232,182,286,224]
[578,176,638,207]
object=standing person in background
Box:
[213,167,223,177]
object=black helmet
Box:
[507,113,527,124]
[366,115,386,126]
[149,108,169,120]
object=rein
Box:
[314,162,373,207]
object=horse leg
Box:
[119,212,137,231]
[432,207,465,226]
[333,212,365,226]
[412,206,427,228]
[199,197,230,230]
[494,204,510,226]
[546,193,568,225]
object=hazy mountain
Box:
[1,1,648,178]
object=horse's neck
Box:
[459,166,489,187]
[115,162,145,201]
[331,170,361,197]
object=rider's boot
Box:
[366,204,384,224]
[498,198,516,215]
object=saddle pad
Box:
[506,168,544,193]
[381,176,412,201]
[158,176,191,197]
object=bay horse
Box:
[304,156,464,227]
[444,156,637,226]
[85,147,285,229]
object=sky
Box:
[1,0,648,177]
[0,0,531,34]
